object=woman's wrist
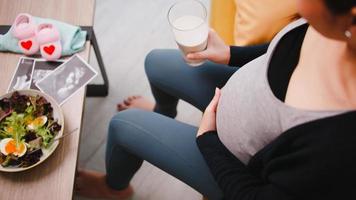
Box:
[223,45,231,65]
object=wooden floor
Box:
[75,0,210,199]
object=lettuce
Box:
[35,127,53,148]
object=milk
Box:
[172,15,208,66]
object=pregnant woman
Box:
[77,0,356,199]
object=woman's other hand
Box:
[187,29,230,65]
[197,88,221,137]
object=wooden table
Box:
[0,0,95,199]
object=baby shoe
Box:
[11,13,40,55]
[36,23,62,60]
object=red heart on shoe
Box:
[21,40,32,50]
[43,45,55,55]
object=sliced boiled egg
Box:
[27,116,47,130]
[0,138,27,157]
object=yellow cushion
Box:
[234,0,299,45]
[210,0,236,45]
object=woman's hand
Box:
[197,88,221,137]
[187,29,230,65]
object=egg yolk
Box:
[32,117,44,126]
[5,140,25,155]
[24,116,34,125]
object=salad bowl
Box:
[0,89,64,172]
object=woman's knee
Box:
[108,109,143,145]
[145,49,164,78]
[144,49,182,82]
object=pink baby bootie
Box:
[12,13,40,55]
[36,23,62,60]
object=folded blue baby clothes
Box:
[0,16,87,56]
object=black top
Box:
[197,24,356,200]
[229,44,269,67]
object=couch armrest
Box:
[210,0,236,45]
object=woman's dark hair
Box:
[324,0,356,14]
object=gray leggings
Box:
[106,49,238,200]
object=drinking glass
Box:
[168,0,208,66]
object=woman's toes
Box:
[123,99,130,105]
[117,96,154,112]
[117,103,129,111]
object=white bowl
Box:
[0,89,64,172]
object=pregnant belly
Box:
[216,55,274,164]
[216,75,254,164]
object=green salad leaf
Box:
[35,126,53,148]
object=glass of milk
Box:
[168,0,208,66]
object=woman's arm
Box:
[229,44,269,67]
[187,29,269,67]
[196,132,294,200]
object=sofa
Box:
[210,0,300,46]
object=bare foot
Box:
[75,169,134,199]
[117,96,154,112]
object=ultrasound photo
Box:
[36,55,98,105]
[7,57,35,92]
[30,60,64,90]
